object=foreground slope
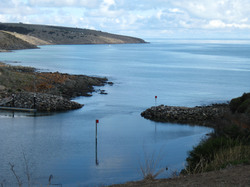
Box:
[110,165,250,187]
[0,23,146,46]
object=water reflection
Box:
[1,40,249,185]
[0,107,212,186]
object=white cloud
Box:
[28,0,100,8]
[168,8,183,13]
[205,19,250,29]
[1,0,250,38]
[0,0,37,15]
[103,0,115,6]
[206,20,227,29]
[173,0,250,22]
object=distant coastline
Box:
[0,22,146,51]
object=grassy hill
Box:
[0,23,145,50]
[0,30,38,51]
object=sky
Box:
[1,0,250,39]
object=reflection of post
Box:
[154,96,157,134]
[155,121,157,133]
[33,94,36,109]
[12,94,15,107]
[95,119,99,166]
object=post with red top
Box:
[96,119,99,140]
[154,96,157,133]
[95,119,99,166]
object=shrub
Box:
[139,151,165,181]
[185,136,241,172]
[184,122,250,174]
[230,93,250,113]
[238,99,250,114]
[230,97,242,113]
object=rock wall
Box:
[141,104,230,126]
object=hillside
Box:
[0,23,145,49]
[0,30,38,51]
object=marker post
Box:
[155,96,157,107]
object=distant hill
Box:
[0,23,145,50]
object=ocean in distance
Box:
[0,39,250,186]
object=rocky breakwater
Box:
[141,104,230,126]
[1,92,83,112]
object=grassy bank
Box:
[183,93,250,174]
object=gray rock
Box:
[141,104,230,126]
[0,92,83,112]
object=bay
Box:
[0,39,250,186]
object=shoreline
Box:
[113,93,250,186]
[0,62,112,112]
[141,103,230,128]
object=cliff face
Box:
[0,23,146,48]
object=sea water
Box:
[0,39,250,186]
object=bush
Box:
[230,93,250,113]
[184,123,250,174]
[183,93,250,174]
[238,99,250,114]
[185,136,241,172]
[230,97,242,113]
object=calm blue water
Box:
[0,39,250,186]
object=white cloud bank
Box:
[0,0,250,38]
[205,20,250,29]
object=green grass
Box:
[0,64,35,93]
[183,93,250,175]
[183,117,250,174]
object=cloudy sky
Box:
[1,0,250,39]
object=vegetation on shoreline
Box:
[230,92,250,114]
[0,62,110,111]
[183,93,250,174]
[110,93,250,187]
[0,62,108,98]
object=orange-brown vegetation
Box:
[0,62,108,99]
[25,72,69,92]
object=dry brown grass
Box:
[139,151,165,181]
[1,31,51,45]
[184,144,250,174]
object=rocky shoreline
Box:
[141,104,230,127]
[0,63,111,112]
[1,92,83,111]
